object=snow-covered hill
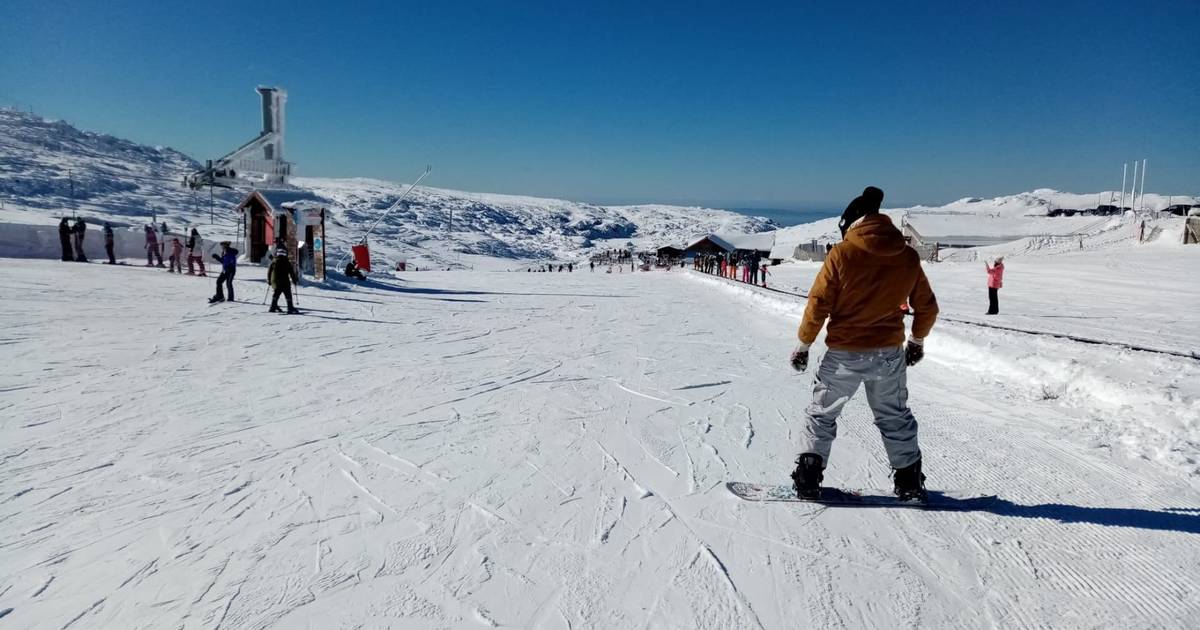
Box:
[769,188,1197,258]
[0,108,773,268]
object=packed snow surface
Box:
[2,252,1199,629]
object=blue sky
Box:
[2,1,1197,208]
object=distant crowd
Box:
[693,251,770,287]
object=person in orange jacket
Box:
[789,186,939,502]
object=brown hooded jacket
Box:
[799,214,938,350]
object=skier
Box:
[568,263,574,272]
[145,225,164,267]
[168,238,184,273]
[789,186,939,502]
[267,250,300,314]
[590,261,595,272]
[208,241,238,303]
[71,219,88,262]
[985,257,1004,315]
[58,218,74,261]
[187,228,206,276]
[103,223,116,264]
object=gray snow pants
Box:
[798,347,922,469]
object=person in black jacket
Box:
[268,250,300,313]
[344,260,366,280]
[103,223,116,264]
[58,218,74,261]
[72,219,88,262]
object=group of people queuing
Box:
[591,249,633,265]
[57,217,209,274]
[529,263,575,273]
[141,223,209,276]
[693,251,770,287]
[57,217,103,263]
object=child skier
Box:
[789,186,939,502]
[169,238,184,273]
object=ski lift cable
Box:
[335,165,431,269]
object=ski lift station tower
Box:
[186,86,292,190]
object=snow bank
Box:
[929,326,1200,476]
[0,222,218,261]
[680,269,806,320]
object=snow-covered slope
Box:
[0,108,773,268]
[0,108,239,228]
[3,258,1199,628]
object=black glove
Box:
[905,340,924,367]
[790,346,810,372]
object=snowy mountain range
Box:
[0,108,774,269]
[3,107,1193,268]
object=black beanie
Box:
[838,186,885,238]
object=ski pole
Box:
[262,283,270,305]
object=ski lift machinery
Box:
[185,86,292,190]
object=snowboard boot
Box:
[791,453,824,501]
[268,306,280,313]
[893,459,928,502]
[208,296,224,304]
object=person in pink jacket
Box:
[985,257,1004,314]
[168,238,184,273]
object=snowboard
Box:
[726,482,996,510]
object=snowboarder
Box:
[345,260,366,280]
[985,257,1004,315]
[58,218,74,261]
[168,238,184,273]
[209,241,237,303]
[145,225,164,267]
[103,223,116,264]
[789,186,939,502]
[187,228,206,276]
[71,219,88,262]
[268,250,300,314]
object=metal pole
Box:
[69,169,75,218]
[1119,163,1127,211]
[210,186,214,225]
[1130,160,1139,213]
[1138,159,1147,212]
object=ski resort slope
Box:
[2,260,1199,629]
